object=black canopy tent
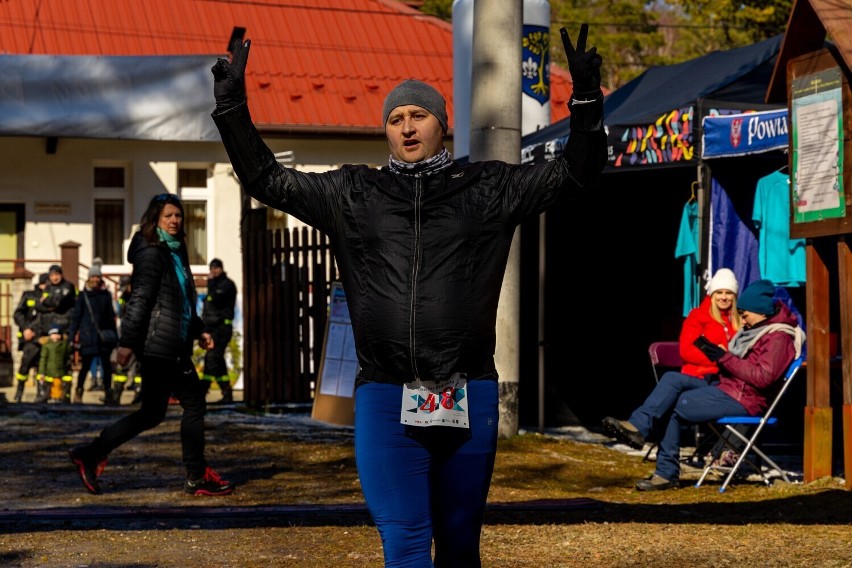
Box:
[521,34,784,170]
[517,35,788,428]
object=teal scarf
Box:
[157,228,191,341]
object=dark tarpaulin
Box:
[0,54,221,142]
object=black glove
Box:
[560,24,602,100]
[693,336,726,362]
[211,38,251,111]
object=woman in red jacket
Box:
[679,268,742,380]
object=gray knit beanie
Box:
[382,79,448,132]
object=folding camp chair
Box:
[645,341,714,465]
[644,342,689,462]
[695,355,805,492]
[649,341,683,383]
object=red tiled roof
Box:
[0,0,572,135]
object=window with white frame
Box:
[178,167,210,266]
[93,166,127,265]
[183,200,207,265]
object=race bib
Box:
[400,375,469,429]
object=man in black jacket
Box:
[211,24,605,567]
[201,258,237,404]
[37,264,77,335]
[12,273,49,402]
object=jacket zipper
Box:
[409,177,423,380]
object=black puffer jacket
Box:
[119,231,203,359]
[201,272,237,328]
[14,286,43,347]
[37,279,76,333]
[214,101,606,386]
[68,286,117,356]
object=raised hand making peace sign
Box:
[560,24,602,99]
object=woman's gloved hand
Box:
[693,336,727,362]
[211,39,251,111]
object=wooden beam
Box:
[803,240,833,481]
[766,0,826,103]
[838,236,852,489]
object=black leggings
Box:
[18,341,40,376]
[89,354,209,477]
[76,350,114,391]
[203,325,232,378]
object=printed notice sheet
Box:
[791,66,846,222]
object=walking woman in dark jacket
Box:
[69,193,234,497]
[67,260,118,404]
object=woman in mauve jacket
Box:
[604,279,805,491]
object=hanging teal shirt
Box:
[675,200,700,317]
[752,171,806,287]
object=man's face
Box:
[385,105,445,163]
[48,272,62,285]
[209,266,223,279]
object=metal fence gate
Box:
[0,281,13,387]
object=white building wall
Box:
[1,130,458,387]
[0,133,401,291]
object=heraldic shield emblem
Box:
[730,117,743,148]
[522,25,550,105]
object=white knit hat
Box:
[706,268,739,295]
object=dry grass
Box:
[0,405,850,567]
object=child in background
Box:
[111,275,141,403]
[39,327,73,404]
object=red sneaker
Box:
[184,467,234,496]
[69,447,108,495]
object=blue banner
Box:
[702,109,788,158]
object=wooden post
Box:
[803,240,834,481]
[59,241,80,290]
[838,236,852,489]
[788,48,852,487]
